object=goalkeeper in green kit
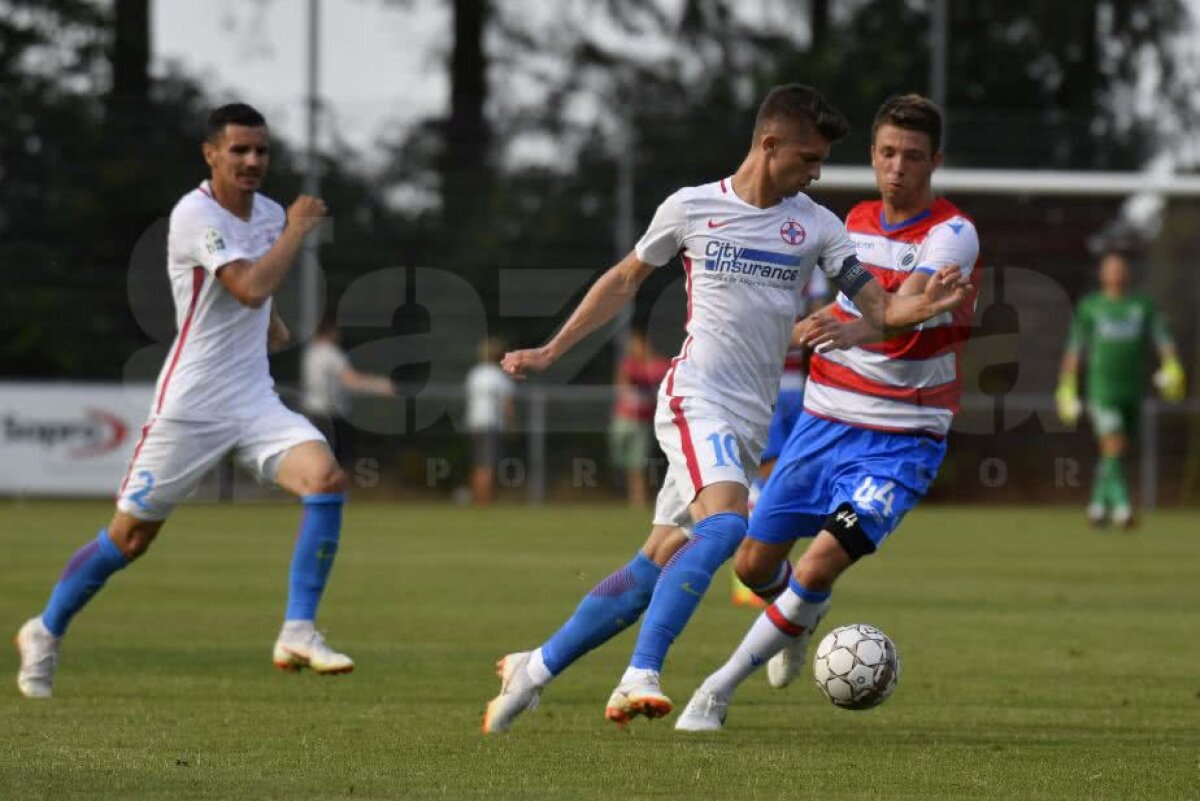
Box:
[1056,250,1185,527]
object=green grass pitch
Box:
[2,501,1198,800]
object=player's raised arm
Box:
[502,251,656,378]
[217,195,327,308]
[803,264,964,351]
[850,264,968,331]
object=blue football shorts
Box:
[761,388,806,464]
[749,411,946,550]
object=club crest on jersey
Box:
[204,227,227,254]
[900,247,918,269]
[780,219,806,246]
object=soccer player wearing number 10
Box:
[483,84,969,733]
[676,94,982,731]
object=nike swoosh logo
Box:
[680,582,704,597]
[749,654,764,667]
[707,219,728,229]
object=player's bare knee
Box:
[311,466,346,495]
[107,522,160,561]
[643,525,688,565]
[734,545,777,587]
[792,557,836,593]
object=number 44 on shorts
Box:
[852,477,896,516]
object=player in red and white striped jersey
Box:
[677,94,982,731]
[804,194,978,435]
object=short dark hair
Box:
[754,84,849,143]
[872,94,943,154]
[205,103,267,143]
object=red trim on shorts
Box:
[116,421,155,498]
[668,396,704,490]
[766,604,805,637]
[154,266,206,414]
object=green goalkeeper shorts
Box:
[1087,400,1140,437]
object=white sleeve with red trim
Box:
[171,201,252,275]
[915,217,979,278]
[634,190,687,267]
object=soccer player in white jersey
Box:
[14,104,355,699]
[675,94,982,731]
[483,85,969,733]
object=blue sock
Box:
[630,512,747,671]
[41,529,128,637]
[285,493,344,621]
[540,552,660,675]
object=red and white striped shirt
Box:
[804,198,981,437]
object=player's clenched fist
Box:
[501,346,555,379]
[287,195,328,234]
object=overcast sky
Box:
[154,0,448,162]
[154,0,1200,171]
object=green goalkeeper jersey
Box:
[1067,293,1171,405]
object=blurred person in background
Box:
[1056,250,1184,528]
[609,329,669,507]
[301,315,396,467]
[465,337,515,506]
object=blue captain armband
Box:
[831,256,873,298]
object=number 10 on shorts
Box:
[706,433,743,469]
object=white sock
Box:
[702,586,831,697]
[525,647,553,687]
[281,619,315,638]
[620,666,658,685]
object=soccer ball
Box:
[812,624,900,710]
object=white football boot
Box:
[674,688,729,732]
[272,622,354,675]
[1112,505,1135,529]
[482,652,542,734]
[767,598,830,688]
[15,617,59,699]
[765,631,812,689]
[605,669,673,725]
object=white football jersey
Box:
[152,181,286,420]
[636,177,860,426]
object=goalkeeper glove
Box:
[1055,377,1081,426]
[1154,357,1186,403]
